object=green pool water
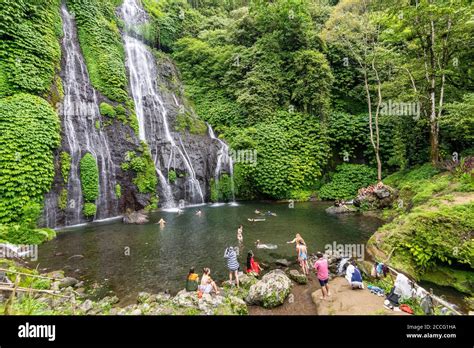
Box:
[34,202,384,304]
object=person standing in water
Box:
[287,233,306,261]
[297,240,309,275]
[314,252,330,300]
[156,218,166,228]
[287,233,305,247]
[224,246,240,287]
[237,225,243,243]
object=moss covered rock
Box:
[245,269,292,308]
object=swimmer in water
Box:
[237,225,243,243]
[156,218,166,228]
[195,210,202,216]
[255,240,277,249]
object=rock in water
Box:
[245,269,292,308]
[275,259,291,267]
[288,269,308,284]
[123,210,149,224]
[325,205,357,214]
[58,277,79,288]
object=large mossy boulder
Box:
[245,269,292,308]
[123,210,149,224]
[287,269,308,284]
[325,205,357,214]
[354,184,397,210]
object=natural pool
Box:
[34,202,384,304]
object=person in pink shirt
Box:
[314,252,330,300]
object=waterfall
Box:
[43,5,118,227]
[121,0,205,207]
[207,124,235,202]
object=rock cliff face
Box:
[41,2,225,228]
[42,5,143,228]
[135,52,220,205]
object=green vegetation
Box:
[115,184,121,199]
[99,102,116,118]
[168,170,177,183]
[83,202,97,217]
[319,164,377,200]
[176,111,207,135]
[0,94,60,224]
[210,174,233,202]
[0,203,56,244]
[369,165,474,295]
[0,0,62,97]
[60,151,72,183]
[67,0,128,102]
[121,143,158,194]
[0,1,62,244]
[80,153,99,203]
[58,189,68,210]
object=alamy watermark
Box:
[324,241,365,261]
[380,100,421,120]
[229,149,257,166]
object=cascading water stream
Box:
[207,124,235,202]
[43,5,118,227]
[121,0,204,207]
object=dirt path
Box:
[249,276,409,315]
[248,275,320,315]
[314,277,408,315]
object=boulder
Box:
[222,273,258,290]
[130,308,142,315]
[172,289,199,308]
[59,277,79,288]
[245,269,292,308]
[354,184,397,210]
[275,259,291,267]
[287,269,308,285]
[325,205,357,214]
[46,270,65,280]
[123,210,149,224]
[79,299,93,313]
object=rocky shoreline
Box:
[0,255,347,315]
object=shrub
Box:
[0,94,60,224]
[319,164,377,200]
[83,203,97,217]
[99,102,116,118]
[58,189,68,210]
[80,153,99,202]
[60,151,71,183]
[210,174,234,202]
[68,0,128,101]
[168,170,177,183]
[121,144,157,194]
[115,184,121,199]
[0,0,62,97]
[392,203,474,270]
